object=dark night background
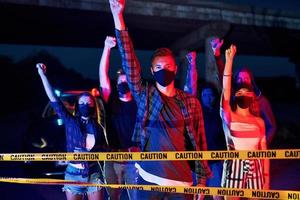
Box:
[0,0,300,199]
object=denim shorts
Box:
[63,164,104,195]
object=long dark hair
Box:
[74,92,97,118]
[234,67,261,97]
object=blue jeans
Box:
[104,161,138,200]
[63,164,104,195]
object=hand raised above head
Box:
[210,38,223,56]
[186,51,197,64]
[109,0,125,16]
[225,44,237,61]
[104,36,116,49]
[36,63,47,75]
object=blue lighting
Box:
[57,118,63,126]
[54,89,61,97]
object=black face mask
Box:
[153,69,176,87]
[117,82,130,95]
[235,96,252,109]
[78,104,94,117]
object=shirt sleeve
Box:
[50,100,73,123]
[193,98,212,184]
[115,29,143,104]
[183,59,198,97]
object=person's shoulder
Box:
[254,116,265,127]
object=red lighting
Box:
[91,88,100,97]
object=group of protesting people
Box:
[36,0,276,199]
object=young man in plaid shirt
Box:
[109,0,211,199]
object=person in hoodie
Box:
[36,63,107,200]
[211,38,276,146]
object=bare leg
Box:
[104,161,121,199]
[87,190,104,200]
[65,191,84,200]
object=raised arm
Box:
[36,63,57,102]
[183,51,198,97]
[110,0,126,31]
[220,45,236,123]
[36,63,72,122]
[210,38,225,86]
[99,36,116,103]
[109,0,143,103]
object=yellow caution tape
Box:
[0,149,299,161]
[0,177,299,199]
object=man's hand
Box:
[186,51,196,65]
[109,0,125,17]
[225,44,236,62]
[109,0,126,30]
[104,36,116,49]
[36,63,46,75]
[210,38,223,57]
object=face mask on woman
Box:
[235,96,252,109]
[78,104,95,117]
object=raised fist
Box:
[36,63,46,75]
[109,0,125,16]
[186,51,196,64]
[225,45,237,61]
[210,38,223,57]
[104,36,116,49]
